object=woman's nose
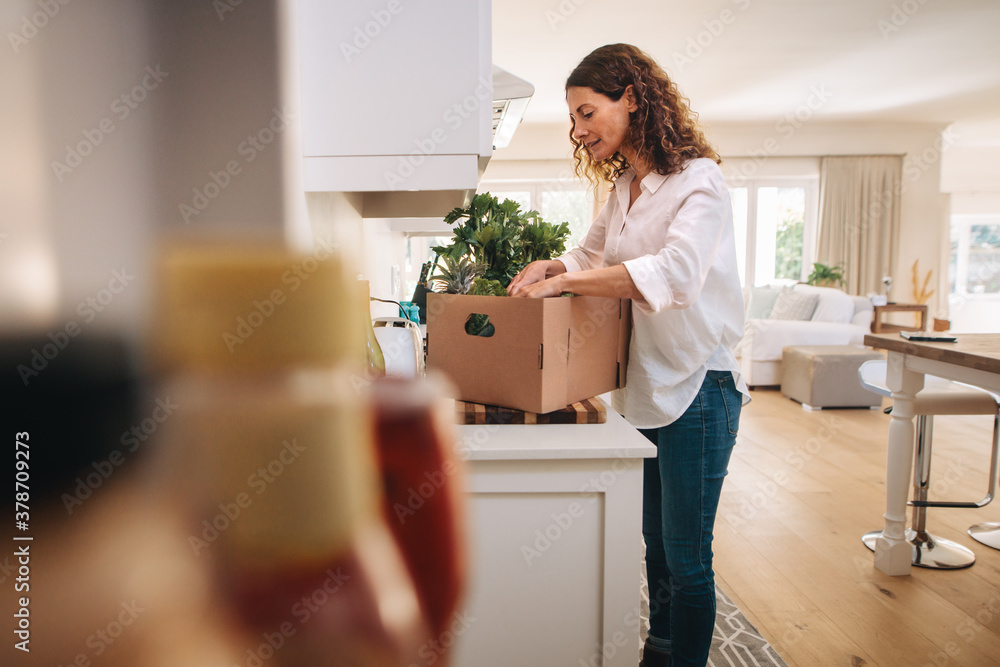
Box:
[572,124,587,141]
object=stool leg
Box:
[968,523,1000,549]
[911,414,933,535]
[969,412,1000,550]
[863,416,976,569]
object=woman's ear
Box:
[623,85,639,113]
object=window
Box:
[728,179,818,288]
[403,234,452,300]
[480,180,592,248]
[400,180,593,299]
[949,215,1000,296]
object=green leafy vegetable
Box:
[432,193,573,289]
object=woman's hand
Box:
[508,260,565,297]
[510,274,566,299]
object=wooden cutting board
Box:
[454,396,607,425]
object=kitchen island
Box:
[449,400,657,667]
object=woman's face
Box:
[566,85,637,162]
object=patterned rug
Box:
[640,551,789,666]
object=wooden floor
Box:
[715,388,1000,667]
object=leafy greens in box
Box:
[431,193,571,292]
[429,192,573,336]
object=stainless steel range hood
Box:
[492,65,534,149]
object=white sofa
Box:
[736,283,874,387]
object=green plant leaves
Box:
[429,256,485,294]
[470,277,507,297]
[434,193,573,289]
[806,262,845,286]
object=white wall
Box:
[306,192,404,320]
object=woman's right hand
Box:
[508,260,564,297]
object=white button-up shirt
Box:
[559,158,750,428]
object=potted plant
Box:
[429,193,571,334]
[806,262,845,288]
[430,193,570,289]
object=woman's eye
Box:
[583,112,593,119]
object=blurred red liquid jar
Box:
[371,376,467,647]
[152,244,433,666]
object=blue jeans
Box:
[640,370,741,667]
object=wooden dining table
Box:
[863,333,1000,575]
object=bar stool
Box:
[969,522,1000,550]
[857,360,1000,569]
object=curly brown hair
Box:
[566,43,720,187]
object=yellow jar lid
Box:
[152,242,365,371]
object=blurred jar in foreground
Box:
[370,374,467,656]
[151,242,428,667]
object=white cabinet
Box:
[451,411,657,667]
[295,0,492,202]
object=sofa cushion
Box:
[770,289,819,320]
[808,286,856,324]
[850,296,874,328]
[746,285,780,319]
[740,319,871,362]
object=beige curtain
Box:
[816,156,902,296]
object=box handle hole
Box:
[465,314,494,337]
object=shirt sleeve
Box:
[622,161,730,313]
[557,194,614,273]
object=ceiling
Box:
[493,0,1000,143]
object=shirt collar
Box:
[615,167,669,195]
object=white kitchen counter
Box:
[453,401,657,462]
[450,402,657,667]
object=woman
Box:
[508,44,750,667]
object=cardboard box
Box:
[426,293,630,414]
